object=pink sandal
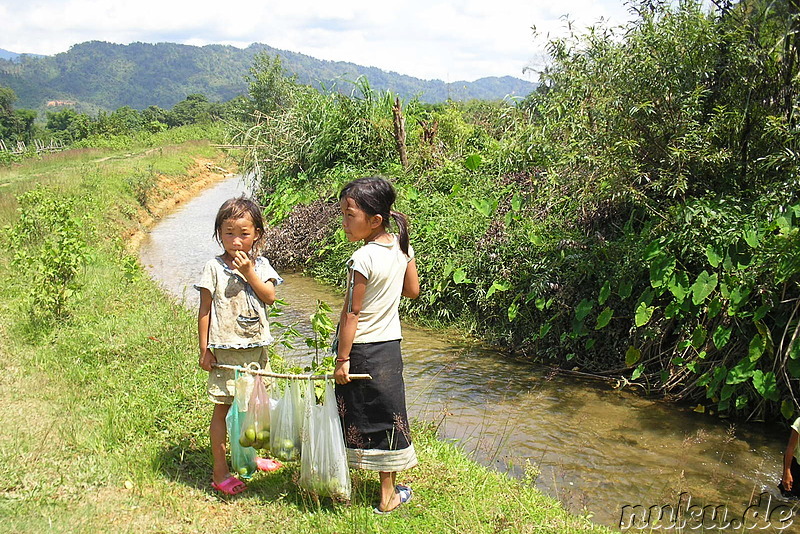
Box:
[211,476,246,495]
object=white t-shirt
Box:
[349,235,414,343]
[195,256,282,349]
[793,417,800,460]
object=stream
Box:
[140,175,797,530]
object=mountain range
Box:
[0,41,537,112]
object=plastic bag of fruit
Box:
[298,380,351,500]
[270,379,305,461]
[239,374,271,453]
[227,371,257,479]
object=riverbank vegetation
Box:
[0,134,608,532]
[228,0,800,422]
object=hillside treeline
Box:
[228,0,800,422]
[0,41,535,111]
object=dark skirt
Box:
[335,340,417,471]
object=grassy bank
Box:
[0,141,609,533]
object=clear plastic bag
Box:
[299,380,351,500]
[271,379,305,461]
[227,371,257,479]
[240,374,271,452]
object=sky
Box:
[0,0,638,82]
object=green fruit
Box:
[238,466,248,476]
[257,430,268,442]
[239,434,253,447]
[282,438,295,450]
[244,426,256,442]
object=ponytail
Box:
[390,210,410,256]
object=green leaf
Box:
[575,299,595,321]
[634,302,655,327]
[486,280,510,299]
[539,322,552,339]
[707,297,723,319]
[650,255,676,288]
[566,353,575,361]
[691,325,707,349]
[631,364,644,380]
[452,268,472,284]
[507,302,519,322]
[726,357,757,384]
[712,325,732,350]
[729,286,750,311]
[790,340,800,360]
[691,271,718,306]
[668,271,689,301]
[720,384,734,401]
[464,154,482,171]
[618,278,633,300]
[584,338,596,350]
[743,229,760,249]
[753,304,771,321]
[625,346,642,367]
[595,307,613,330]
[752,370,779,401]
[643,239,664,261]
[755,320,774,357]
[706,244,723,268]
[598,281,611,305]
[782,400,795,420]
[469,198,496,217]
[748,334,764,362]
[735,396,748,410]
[665,300,681,319]
[789,358,800,378]
[697,371,712,387]
[706,366,727,398]
[511,193,523,212]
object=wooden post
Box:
[392,97,408,169]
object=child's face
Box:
[339,197,381,242]
[219,216,261,257]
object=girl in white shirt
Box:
[196,196,283,495]
[333,176,420,514]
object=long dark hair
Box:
[213,196,266,256]
[339,176,410,255]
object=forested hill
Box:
[0,41,536,111]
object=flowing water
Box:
[140,176,797,530]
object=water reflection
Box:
[139,176,794,528]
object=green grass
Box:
[0,138,611,533]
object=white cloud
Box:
[0,0,639,81]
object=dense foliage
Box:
[228,0,800,422]
[0,41,535,112]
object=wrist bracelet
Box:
[336,358,350,363]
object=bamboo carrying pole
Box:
[212,363,371,381]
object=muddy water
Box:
[140,176,794,529]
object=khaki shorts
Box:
[207,346,272,405]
